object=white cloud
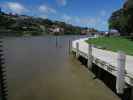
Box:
[74,17,80,23]
[60,11,108,30]
[56,0,67,6]
[100,10,107,17]
[73,17,100,27]
[3,2,27,14]
[62,14,71,22]
[61,14,101,28]
[60,13,109,30]
[39,5,56,14]
[39,15,48,19]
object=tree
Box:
[108,0,133,36]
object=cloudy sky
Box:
[0,0,124,31]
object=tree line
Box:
[108,0,133,36]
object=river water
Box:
[2,36,120,100]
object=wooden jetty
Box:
[0,38,7,100]
[72,37,133,100]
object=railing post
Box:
[116,51,126,94]
[88,44,92,69]
[76,42,79,58]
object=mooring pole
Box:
[68,40,71,55]
[87,44,92,70]
[116,51,126,94]
[76,42,79,58]
[56,36,58,47]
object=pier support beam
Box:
[116,51,126,94]
[131,87,133,100]
[87,44,92,70]
[76,42,79,58]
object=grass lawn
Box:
[86,37,133,56]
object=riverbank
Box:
[86,37,133,56]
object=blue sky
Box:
[0,0,124,31]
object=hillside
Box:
[0,10,98,36]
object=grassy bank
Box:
[86,37,133,56]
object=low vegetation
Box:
[87,37,133,55]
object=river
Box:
[2,36,120,100]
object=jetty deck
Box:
[72,38,133,87]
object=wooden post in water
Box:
[116,51,126,94]
[87,44,92,70]
[76,42,79,58]
[68,40,71,55]
[56,36,58,47]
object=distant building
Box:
[81,30,87,35]
[48,25,64,35]
[109,29,120,36]
[99,29,120,37]
[39,25,46,33]
[81,28,98,35]
[9,12,16,16]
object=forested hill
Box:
[0,10,98,36]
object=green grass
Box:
[86,37,133,56]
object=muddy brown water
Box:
[2,36,120,100]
